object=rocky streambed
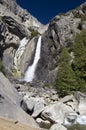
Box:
[15,82,86,130]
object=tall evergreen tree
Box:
[72,30,86,92]
[55,47,78,97]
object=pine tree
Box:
[72,30,86,92]
[55,47,78,97]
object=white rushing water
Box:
[14,37,28,69]
[76,115,86,125]
[64,115,86,126]
[24,36,42,82]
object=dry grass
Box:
[0,117,40,130]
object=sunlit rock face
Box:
[0,0,43,28]
[34,2,86,84]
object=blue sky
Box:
[16,0,86,24]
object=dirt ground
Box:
[0,117,40,130]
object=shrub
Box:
[28,27,39,39]
[74,13,86,21]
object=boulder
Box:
[60,95,74,103]
[22,96,45,118]
[32,101,45,118]
[22,97,35,112]
[74,92,86,114]
[78,99,86,115]
[0,72,21,105]
[36,118,51,129]
[41,102,74,124]
[0,72,38,127]
[74,91,86,102]
[64,112,78,126]
[60,95,78,112]
[50,124,67,130]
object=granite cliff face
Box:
[0,0,47,78]
[35,2,86,84]
[0,0,42,28]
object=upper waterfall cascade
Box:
[24,36,42,82]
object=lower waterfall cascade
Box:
[24,36,42,82]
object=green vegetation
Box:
[74,13,86,21]
[55,48,78,97]
[55,29,86,97]
[72,29,86,92]
[43,82,51,88]
[80,15,86,22]
[12,68,18,77]
[58,12,65,16]
[67,124,86,130]
[28,27,39,39]
[12,67,22,78]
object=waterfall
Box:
[24,36,42,82]
[14,37,28,70]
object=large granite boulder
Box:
[50,124,67,130]
[21,96,45,118]
[74,91,86,115]
[0,72,38,127]
[41,102,75,124]
[0,72,21,105]
[36,118,51,129]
